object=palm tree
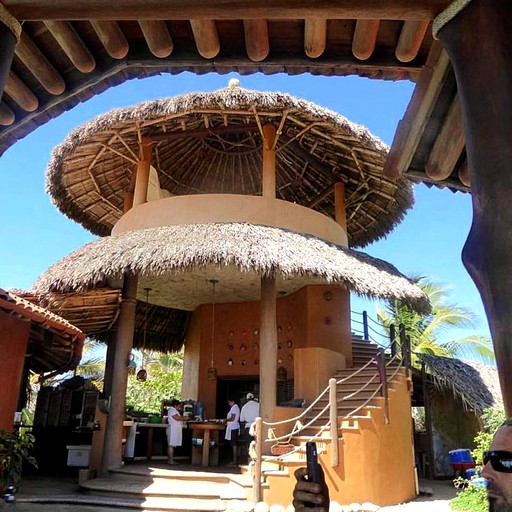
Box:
[377,276,495,365]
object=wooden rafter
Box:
[396,20,430,63]
[90,21,129,59]
[304,18,327,59]
[243,20,269,62]
[190,19,220,59]
[352,19,380,61]
[5,72,38,112]
[138,20,174,58]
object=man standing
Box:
[240,393,260,462]
[483,418,512,511]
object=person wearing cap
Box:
[240,392,260,462]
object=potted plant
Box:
[0,429,38,492]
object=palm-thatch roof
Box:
[46,82,413,248]
[21,289,189,354]
[419,354,503,413]
[33,222,430,314]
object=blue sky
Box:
[0,72,490,344]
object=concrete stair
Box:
[75,464,254,511]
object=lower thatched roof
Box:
[33,222,430,314]
[419,354,502,413]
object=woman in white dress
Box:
[225,397,240,466]
[166,399,187,465]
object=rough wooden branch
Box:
[15,32,65,95]
[6,1,453,21]
[396,20,430,63]
[243,19,269,62]
[151,122,259,141]
[425,96,464,181]
[44,20,96,73]
[190,19,220,59]
[90,20,129,59]
[5,72,38,111]
[352,19,380,61]
[304,18,327,58]
[0,102,14,126]
[138,20,173,58]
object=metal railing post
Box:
[253,417,263,503]
[329,378,339,467]
[390,324,396,357]
[362,311,369,341]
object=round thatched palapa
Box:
[47,82,413,248]
[33,223,429,314]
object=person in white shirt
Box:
[166,399,187,465]
[225,397,240,466]
[240,392,260,461]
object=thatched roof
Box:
[46,83,413,248]
[419,354,503,413]
[21,289,189,354]
[33,222,430,314]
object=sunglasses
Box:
[483,451,512,473]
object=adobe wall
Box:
[183,285,352,419]
[0,311,30,431]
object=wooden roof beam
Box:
[425,97,464,181]
[15,32,65,95]
[396,20,430,62]
[44,21,96,73]
[90,21,129,59]
[304,19,326,58]
[458,159,470,187]
[139,20,173,58]
[0,102,15,126]
[151,122,259,141]
[352,20,380,61]
[5,72,39,111]
[243,19,269,62]
[6,1,453,21]
[190,20,220,59]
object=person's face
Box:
[228,400,234,407]
[483,425,512,511]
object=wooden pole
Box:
[0,17,17,103]
[334,182,347,233]
[260,275,277,454]
[262,124,276,199]
[437,0,512,415]
[133,137,152,207]
[329,378,339,467]
[253,416,263,503]
[101,275,138,475]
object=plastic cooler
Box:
[449,449,475,474]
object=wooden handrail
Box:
[329,378,339,467]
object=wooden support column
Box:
[132,137,152,207]
[101,276,138,475]
[262,124,276,199]
[334,182,347,234]
[0,6,20,103]
[260,275,277,455]
[437,0,512,415]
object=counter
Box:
[123,421,226,466]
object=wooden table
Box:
[189,422,225,467]
[135,422,167,460]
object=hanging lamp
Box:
[207,279,219,380]
[136,288,151,382]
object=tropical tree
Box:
[377,276,495,365]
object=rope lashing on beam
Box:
[0,1,21,42]
[432,0,474,39]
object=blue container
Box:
[449,449,473,463]
[472,478,488,488]
[466,468,477,479]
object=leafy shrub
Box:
[451,477,488,512]
[0,429,38,488]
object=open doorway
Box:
[215,377,259,419]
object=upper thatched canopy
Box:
[47,82,413,248]
[33,222,430,314]
[419,354,503,413]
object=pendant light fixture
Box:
[137,287,151,382]
[207,279,219,380]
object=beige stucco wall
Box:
[112,194,348,246]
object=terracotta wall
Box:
[264,373,416,507]
[0,311,30,431]
[186,285,352,423]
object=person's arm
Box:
[292,466,330,512]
